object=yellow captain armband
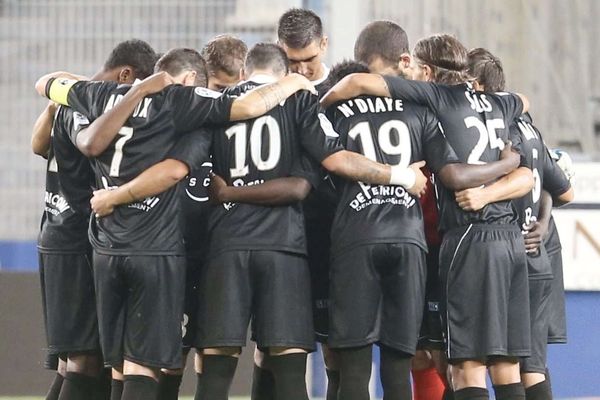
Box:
[45,77,78,106]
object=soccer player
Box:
[352,20,448,400]
[31,39,157,400]
[467,48,574,400]
[276,8,338,399]
[322,34,535,400]
[35,49,317,400]
[201,34,247,91]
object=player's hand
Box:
[90,189,116,217]
[499,140,520,171]
[208,173,228,203]
[523,221,547,253]
[290,73,318,95]
[455,186,489,211]
[138,71,175,96]
[407,160,428,198]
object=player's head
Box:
[201,35,248,91]
[354,20,411,77]
[411,34,469,85]
[277,8,327,81]
[155,48,208,87]
[99,39,158,83]
[319,60,369,94]
[243,43,289,79]
[467,47,505,92]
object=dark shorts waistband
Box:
[445,223,520,237]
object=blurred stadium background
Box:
[0,0,598,398]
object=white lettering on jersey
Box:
[318,113,339,137]
[194,87,222,99]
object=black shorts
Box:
[417,244,444,350]
[329,243,426,354]
[521,277,552,374]
[306,219,332,343]
[39,251,100,354]
[182,252,205,350]
[196,250,315,351]
[439,224,530,361]
[93,253,186,369]
[546,250,567,344]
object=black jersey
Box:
[326,96,458,255]
[170,129,214,257]
[383,77,524,231]
[207,77,342,257]
[62,81,234,255]
[510,114,570,277]
[38,106,94,253]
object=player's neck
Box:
[246,70,280,83]
[311,63,329,86]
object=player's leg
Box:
[195,250,252,400]
[322,344,340,400]
[379,243,427,400]
[412,244,448,400]
[251,346,274,400]
[519,277,553,400]
[120,255,186,400]
[253,251,314,400]
[329,245,382,400]
[44,354,66,400]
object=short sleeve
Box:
[509,122,532,169]
[66,81,118,120]
[165,85,235,132]
[296,92,344,162]
[421,109,460,173]
[168,129,213,172]
[382,76,442,110]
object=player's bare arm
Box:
[437,141,520,190]
[91,158,189,217]
[31,101,58,158]
[455,166,534,211]
[320,73,390,108]
[321,150,428,197]
[229,73,316,120]
[34,71,89,99]
[209,174,312,205]
[522,190,552,253]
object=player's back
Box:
[327,95,451,255]
[38,106,94,253]
[65,80,233,255]
[383,77,524,231]
[208,79,320,257]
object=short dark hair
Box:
[155,48,208,87]
[244,43,289,76]
[319,59,369,94]
[104,39,157,79]
[413,34,469,85]
[354,21,409,66]
[201,35,248,78]
[277,8,323,48]
[467,48,505,92]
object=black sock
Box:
[251,363,275,400]
[525,380,552,400]
[157,373,183,400]
[194,355,238,400]
[325,368,340,400]
[58,372,97,400]
[121,375,158,400]
[269,353,309,400]
[46,373,64,400]
[493,383,525,400]
[93,369,112,400]
[379,346,412,400]
[453,387,489,400]
[443,387,456,400]
[110,379,124,400]
[338,345,372,400]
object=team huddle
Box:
[32,7,575,400]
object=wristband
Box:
[389,165,416,188]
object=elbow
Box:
[554,187,574,206]
[31,142,48,158]
[77,134,101,157]
[167,160,190,182]
[321,152,344,176]
[291,179,312,201]
[35,77,48,97]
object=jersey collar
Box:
[311,63,330,86]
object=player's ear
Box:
[118,67,134,84]
[241,67,249,80]
[422,64,434,82]
[397,53,412,76]
[184,70,197,86]
[320,36,328,52]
